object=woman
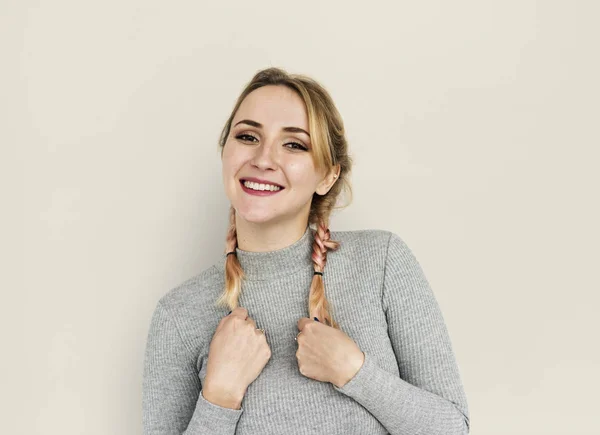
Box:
[142,67,470,434]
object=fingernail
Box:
[314,317,320,322]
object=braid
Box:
[217,208,342,330]
[215,205,244,310]
[308,219,341,328]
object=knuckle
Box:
[231,317,245,329]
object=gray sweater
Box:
[142,226,470,434]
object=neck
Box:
[235,214,310,253]
[215,222,315,281]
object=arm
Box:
[333,232,470,435]
[142,300,243,434]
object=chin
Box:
[234,207,282,225]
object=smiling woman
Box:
[142,67,470,435]
[219,83,345,275]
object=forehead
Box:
[234,85,308,129]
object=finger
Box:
[297,317,312,331]
[245,316,257,329]
[215,307,247,334]
[231,307,248,320]
[244,317,266,338]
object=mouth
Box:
[239,179,284,195]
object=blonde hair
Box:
[215,67,353,329]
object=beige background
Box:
[3,0,599,434]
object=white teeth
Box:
[243,180,281,191]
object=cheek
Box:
[287,163,319,191]
[221,146,243,175]
[221,159,239,193]
[221,142,233,163]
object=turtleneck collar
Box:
[215,225,315,281]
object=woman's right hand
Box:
[202,307,272,409]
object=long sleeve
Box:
[333,232,470,435]
[142,300,243,434]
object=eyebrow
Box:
[233,119,310,138]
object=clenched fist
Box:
[203,307,271,409]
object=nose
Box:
[250,138,279,171]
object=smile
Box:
[242,180,281,191]
[239,179,284,196]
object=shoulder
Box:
[329,227,406,253]
[329,228,416,265]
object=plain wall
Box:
[3,0,599,433]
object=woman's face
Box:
[221,85,335,227]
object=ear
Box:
[315,164,341,196]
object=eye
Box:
[236,133,258,142]
[235,133,308,151]
[284,142,309,151]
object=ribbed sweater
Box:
[142,226,470,434]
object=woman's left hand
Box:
[295,317,365,388]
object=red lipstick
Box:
[239,179,284,197]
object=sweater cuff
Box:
[333,351,379,398]
[184,390,244,433]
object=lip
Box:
[240,179,283,196]
[240,177,284,188]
